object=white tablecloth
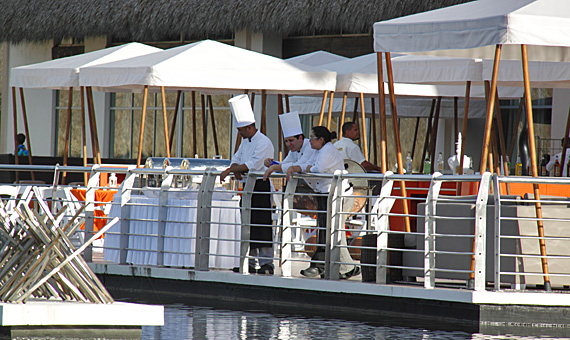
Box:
[105,192,241,269]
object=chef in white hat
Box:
[220,94,275,275]
[263,111,317,180]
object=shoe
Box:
[232,266,257,274]
[300,266,323,278]
[257,264,274,275]
[340,266,361,280]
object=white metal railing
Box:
[2,164,570,292]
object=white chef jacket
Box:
[546,152,570,177]
[334,137,366,164]
[281,139,317,173]
[300,142,344,193]
[232,130,274,176]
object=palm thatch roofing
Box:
[2,0,473,43]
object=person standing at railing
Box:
[220,94,275,275]
[262,111,317,179]
[287,126,360,279]
[335,122,382,172]
[546,138,570,176]
[16,133,29,157]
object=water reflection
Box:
[142,305,570,340]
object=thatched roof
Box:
[2,0,474,43]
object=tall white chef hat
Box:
[229,94,255,128]
[279,111,303,138]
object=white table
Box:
[105,191,241,269]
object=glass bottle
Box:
[423,153,431,174]
[406,152,413,174]
[554,158,561,177]
[515,156,522,176]
[436,152,444,172]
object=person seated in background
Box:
[334,122,382,172]
[546,137,570,176]
[16,133,28,157]
[263,111,316,180]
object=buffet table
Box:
[105,190,241,269]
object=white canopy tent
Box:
[80,40,337,165]
[373,0,570,290]
[286,50,348,67]
[9,42,162,181]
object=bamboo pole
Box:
[16,88,36,181]
[201,94,207,158]
[81,87,88,185]
[376,53,387,172]
[318,91,328,126]
[192,91,197,157]
[339,93,348,139]
[169,90,182,155]
[285,94,290,113]
[359,92,369,161]
[261,90,267,135]
[12,87,20,183]
[86,87,101,164]
[62,87,73,185]
[352,95,359,121]
[454,97,459,143]
[559,106,570,177]
[207,95,220,156]
[136,85,149,167]
[456,81,471,195]
[428,97,442,171]
[385,52,411,233]
[371,97,378,164]
[494,87,510,177]
[326,91,335,130]
[479,45,502,173]
[277,94,284,161]
[160,86,171,158]
[411,117,420,160]
[522,44,551,291]
[86,90,98,164]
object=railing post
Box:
[119,171,137,265]
[83,166,101,262]
[474,172,491,291]
[239,174,256,274]
[195,168,216,271]
[326,170,342,280]
[157,168,174,266]
[281,176,298,277]
[371,171,395,284]
[424,172,442,289]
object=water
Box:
[141,304,570,340]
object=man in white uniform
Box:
[263,111,316,179]
[220,94,275,275]
[334,122,382,172]
[546,138,570,176]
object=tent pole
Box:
[207,95,220,156]
[201,94,207,158]
[18,88,35,180]
[559,105,570,178]
[376,52,387,172]
[160,86,171,157]
[411,117,419,160]
[326,91,335,130]
[261,90,267,135]
[192,91,197,157]
[522,44,551,292]
[62,87,73,184]
[339,93,348,139]
[169,90,182,155]
[479,44,502,173]
[385,52,411,233]
[352,95,359,121]
[285,94,290,112]
[359,93,368,161]
[371,97,378,164]
[81,87,88,185]
[318,91,328,126]
[136,85,149,167]
[456,81,471,195]
[12,87,20,182]
[277,94,284,161]
[86,89,98,164]
[428,97,442,171]
[493,87,510,177]
[86,87,101,164]
[508,97,525,160]
[420,99,436,174]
